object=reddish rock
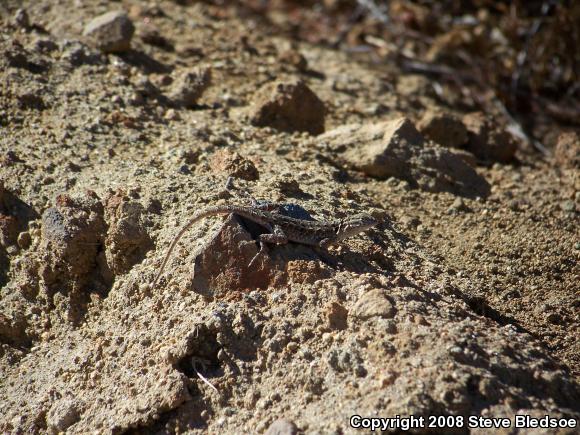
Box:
[418,110,468,148]
[462,112,518,162]
[209,150,259,181]
[250,79,325,135]
[186,215,283,299]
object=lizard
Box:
[151,204,378,286]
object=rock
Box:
[554,131,579,169]
[169,67,211,108]
[353,288,396,320]
[60,40,104,66]
[0,215,18,247]
[83,11,135,54]
[187,215,282,298]
[209,150,259,181]
[462,112,517,162]
[447,197,470,214]
[13,9,30,29]
[47,399,81,433]
[17,231,31,249]
[417,110,468,148]
[265,418,298,435]
[319,118,490,198]
[325,302,348,330]
[39,192,107,292]
[250,78,325,135]
[103,190,153,279]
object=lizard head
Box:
[335,213,378,241]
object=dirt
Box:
[0,1,578,434]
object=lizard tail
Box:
[151,206,230,287]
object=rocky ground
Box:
[0,1,578,434]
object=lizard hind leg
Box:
[247,226,288,268]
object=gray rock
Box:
[83,11,135,53]
[353,288,396,320]
[265,418,298,435]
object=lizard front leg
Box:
[248,225,288,268]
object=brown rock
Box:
[104,190,153,279]
[169,67,211,108]
[265,418,298,435]
[319,118,490,197]
[83,11,135,54]
[325,302,348,330]
[0,215,18,247]
[353,288,396,320]
[209,150,259,181]
[187,215,283,298]
[462,112,517,162]
[250,78,325,135]
[554,131,580,169]
[47,399,81,433]
[39,192,107,292]
[418,110,468,148]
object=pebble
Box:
[352,289,396,320]
[83,11,135,53]
[17,231,31,249]
[265,418,298,435]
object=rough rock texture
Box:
[169,67,212,108]
[319,118,490,197]
[82,11,135,53]
[209,150,259,181]
[554,131,580,169]
[418,110,468,149]
[103,190,153,280]
[462,112,518,162]
[39,192,107,292]
[250,79,326,135]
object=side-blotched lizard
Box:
[152,204,378,286]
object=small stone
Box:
[325,301,348,330]
[447,197,470,214]
[554,132,580,169]
[265,418,298,435]
[83,11,135,54]
[169,67,211,108]
[164,108,179,121]
[560,200,576,212]
[353,288,396,320]
[17,231,31,249]
[462,112,517,162]
[249,78,325,135]
[13,8,30,28]
[209,150,259,181]
[418,110,468,148]
[46,399,81,433]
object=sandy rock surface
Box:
[0,1,578,434]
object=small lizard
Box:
[152,204,378,286]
